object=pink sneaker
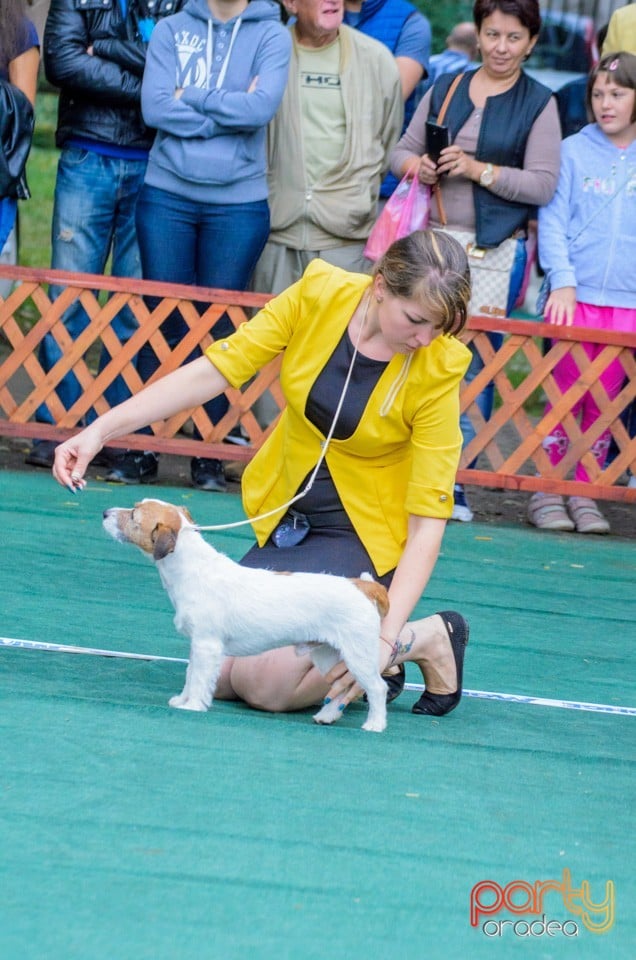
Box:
[567,497,610,535]
[527,493,574,532]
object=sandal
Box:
[412,611,469,717]
[527,492,574,532]
[567,496,610,535]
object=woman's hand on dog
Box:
[324,638,392,711]
[323,661,362,710]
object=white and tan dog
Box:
[102,499,390,731]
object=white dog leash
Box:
[196,293,372,534]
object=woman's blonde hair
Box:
[373,229,471,336]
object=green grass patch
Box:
[415,0,474,50]
[20,144,57,270]
[20,90,59,270]
[493,341,546,417]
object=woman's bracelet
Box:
[380,627,416,663]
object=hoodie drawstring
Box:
[206,19,212,90]
[206,16,243,91]
[217,18,242,88]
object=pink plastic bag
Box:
[364,175,431,262]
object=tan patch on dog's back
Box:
[273,570,388,616]
[352,578,390,617]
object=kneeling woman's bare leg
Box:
[391,613,461,694]
[214,648,330,712]
[212,611,463,714]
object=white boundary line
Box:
[2,637,634,717]
[405,682,636,716]
[0,636,188,664]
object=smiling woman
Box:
[390,0,562,521]
[52,229,475,724]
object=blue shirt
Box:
[0,18,39,80]
[418,49,478,98]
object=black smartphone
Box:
[425,120,450,165]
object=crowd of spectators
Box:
[1,0,635,539]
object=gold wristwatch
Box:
[479,162,495,187]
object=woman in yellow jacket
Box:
[53,230,472,719]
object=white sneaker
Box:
[451,485,474,522]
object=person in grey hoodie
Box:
[107,0,291,490]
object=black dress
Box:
[240,326,394,587]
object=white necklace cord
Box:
[197,292,372,533]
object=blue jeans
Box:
[36,148,146,425]
[460,237,527,463]
[135,185,270,438]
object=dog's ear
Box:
[181,507,194,523]
[152,523,177,561]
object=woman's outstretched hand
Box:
[52,428,103,491]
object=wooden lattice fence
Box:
[1,265,635,503]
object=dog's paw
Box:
[362,717,386,733]
[312,700,343,725]
[168,693,188,707]
[168,694,207,712]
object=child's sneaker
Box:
[567,496,610,535]
[527,492,574,531]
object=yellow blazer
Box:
[206,260,471,575]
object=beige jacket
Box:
[266,25,403,250]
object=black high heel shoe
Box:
[364,663,406,704]
[384,663,406,703]
[411,611,469,717]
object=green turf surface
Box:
[1,470,634,959]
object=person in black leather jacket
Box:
[26,0,182,469]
